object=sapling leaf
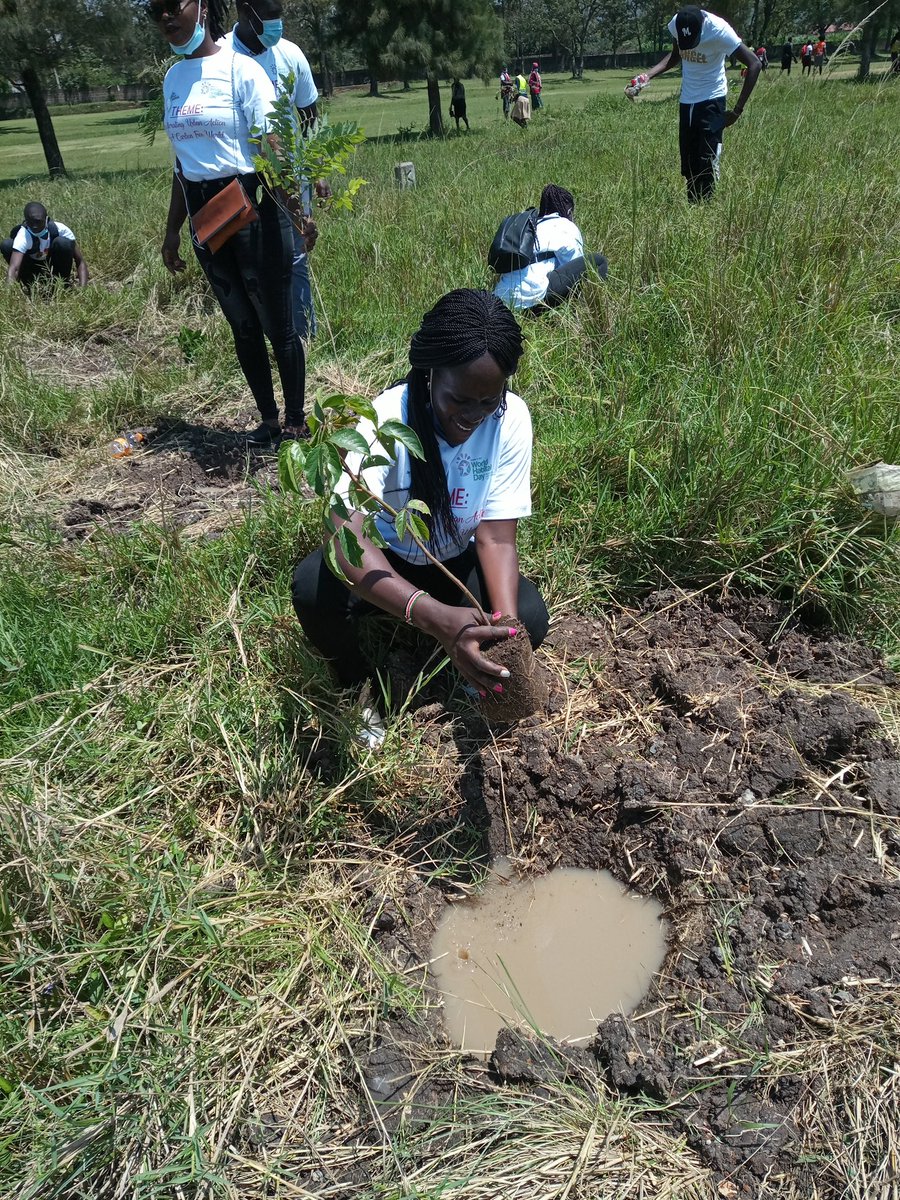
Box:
[406,499,431,516]
[361,455,391,469]
[322,444,343,493]
[330,429,371,457]
[279,440,309,494]
[331,494,351,521]
[346,397,378,423]
[395,510,408,544]
[361,514,390,550]
[380,420,424,459]
[409,515,431,544]
[337,524,365,569]
[323,534,349,582]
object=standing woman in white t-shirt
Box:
[626,6,761,202]
[291,289,549,710]
[155,0,307,442]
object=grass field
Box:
[1,59,899,1199]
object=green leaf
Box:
[361,516,390,550]
[330,429,371,457]
[321,444,343,493]
[337,525,365,569]
[395,510,408,544]
[406,499,431,516]
[346,397,378,423]
[379,419,424,460]
[409,515,431,544]
[323,535,349,583]
[278,440,309,494]
[331,495,350,521]
[361,455,391,469]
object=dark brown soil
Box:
[361,590,900,1196]
[58,416,281,540]
[478,616,549,722]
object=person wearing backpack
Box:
[2,202,89,290]
[492,184,608,312]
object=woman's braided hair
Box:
[539,183,575,220]
[405,289,524,544]
[202,0,230,41]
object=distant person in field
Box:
[291,289,548,746]
[2,202,89,290]
[219,0,330,341]
[499,66,514,118]
[890,30,899,71]
[529,62,543,108]
[800,40,813,75]
[512,72,531,127]
[756,45,768,69]
[158,0,308,443]
[625,7,761,202]
[780,37,796,72]
[494,184,608,313]
[449,79,470,131]
[812,36,826,73]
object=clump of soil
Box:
[362,590,900,1196]
[58,416,281,540]
[478,616,548,722]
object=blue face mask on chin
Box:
[170,20,205,56]
[258,18,282,47]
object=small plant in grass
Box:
[253,74,367,222]
[278,393,488,620]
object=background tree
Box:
[285,0,342,96]
[335,0,501,135]
[331,1,401,97]
[0,0,144,178]
[545,0,604,77]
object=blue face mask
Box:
[30,227,49,239]
[258,18,282,47]
[170,19,205,56]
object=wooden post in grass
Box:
[394,162,416,188]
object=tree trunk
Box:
[402,77,411,91]
[426,74,444,136]
[858,18,877,79]
[21,63,66,178]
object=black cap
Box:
[675,6,705,49]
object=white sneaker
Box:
[357,705,386,750]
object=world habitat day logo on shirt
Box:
[455,453,492,482]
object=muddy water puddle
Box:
[430,863,667,1055]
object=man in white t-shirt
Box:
[627,7,761,201]
[221,0,329,338]
[2,201,89,290]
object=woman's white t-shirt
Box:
[667,10,742,103]
[163,48,276,180]
[336,383,533,565]
[494,214,584,310]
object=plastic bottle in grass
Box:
[108,431,146,458]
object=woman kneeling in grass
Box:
[291,289,549,738]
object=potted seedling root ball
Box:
[279,398,548,723]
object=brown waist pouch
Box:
[191,177,258,254]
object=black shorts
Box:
[451,99,467,117]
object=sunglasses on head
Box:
[146,0,194,20]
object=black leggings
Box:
[185,174,305,425]
[543,252,609,307]
[291,542,550,685]
[679,99,725,203]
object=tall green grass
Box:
[1,74,899,1198]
